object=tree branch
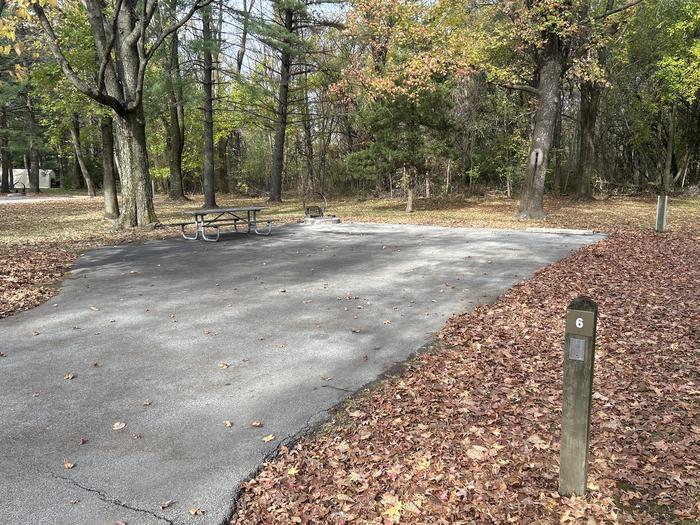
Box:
[31,3,126,114]
[96,0,123,92]
[499,83,541,97]
[146,0,213,61]
[592,0,643,21]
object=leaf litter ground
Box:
[232,230,700,524]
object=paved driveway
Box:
[0,223,603,524]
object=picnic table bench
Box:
[179,206,274,242]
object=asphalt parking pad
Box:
[0,223,604,524]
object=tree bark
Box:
[201,5,217,208]
[216,136,230,193]
[269,9,293,203]
[553,98,563,195]
[70,113,97,197]
[27,98,40,193]
[663,102,676,193]
[164,5,186,201]
[575,81,600,200]
[29,145,40,193]
[101,116,120,218]
[518,42,565,220]
[0,105,9,193]
[114,108,157,227]
[302,81,314,192]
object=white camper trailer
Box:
[11,169,59,190]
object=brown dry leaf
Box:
[63,458,74,470]
[218,362,230,369]
[223,420,233,428]
[69,499,79,504]
[188,507,205,516]
[159,500,173,510]
[64,373,76,380]
[251,420,263,428]
[112,421,126,431]
[321,376,333,381]
[143,399,152,407]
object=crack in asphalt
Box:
[48,471,175,525]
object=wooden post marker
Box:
[559,296,598,497]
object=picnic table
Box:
[180,206,273,242]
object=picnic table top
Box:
[185,206,263,216]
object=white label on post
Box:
[568,337,586,361]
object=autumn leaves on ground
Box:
[2,193,700,523]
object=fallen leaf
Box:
[224,420,233,428]
[218,362,230,369]
[63,458,74,470]
[251,420,263,428]
[112,421,126,431]
[262,434,275,442]
[466,445,487,460]
[160,500,173,510]
[64,373,76,380]
[143,399,152,407]
[189,507,205,516]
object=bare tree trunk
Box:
[101,116,120,218]
[270,9,293,203]
[553,98,563,195]
[663,102,676,194]
[518,43,565,220]
[302,81,314,192]
[445,159,451,195]
[27,98,40,193]
[216,136,229,193]
[114,108,157,227]
[201,5,217,208]
[164,5,186,201]
[29,145,40,193]
[0,105,9,193]
[70,113,96,197]
[404,167,414,212]
[575,81,601,200]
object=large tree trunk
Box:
[70,113,97,197]
[0,105,9,193]
[269,9,293,203]
[518,43,565,220]
[575,81,601,200]
[201,5,217,209]
[663,102,676,193]
[114,108,157,227]
[101,116,120,219]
